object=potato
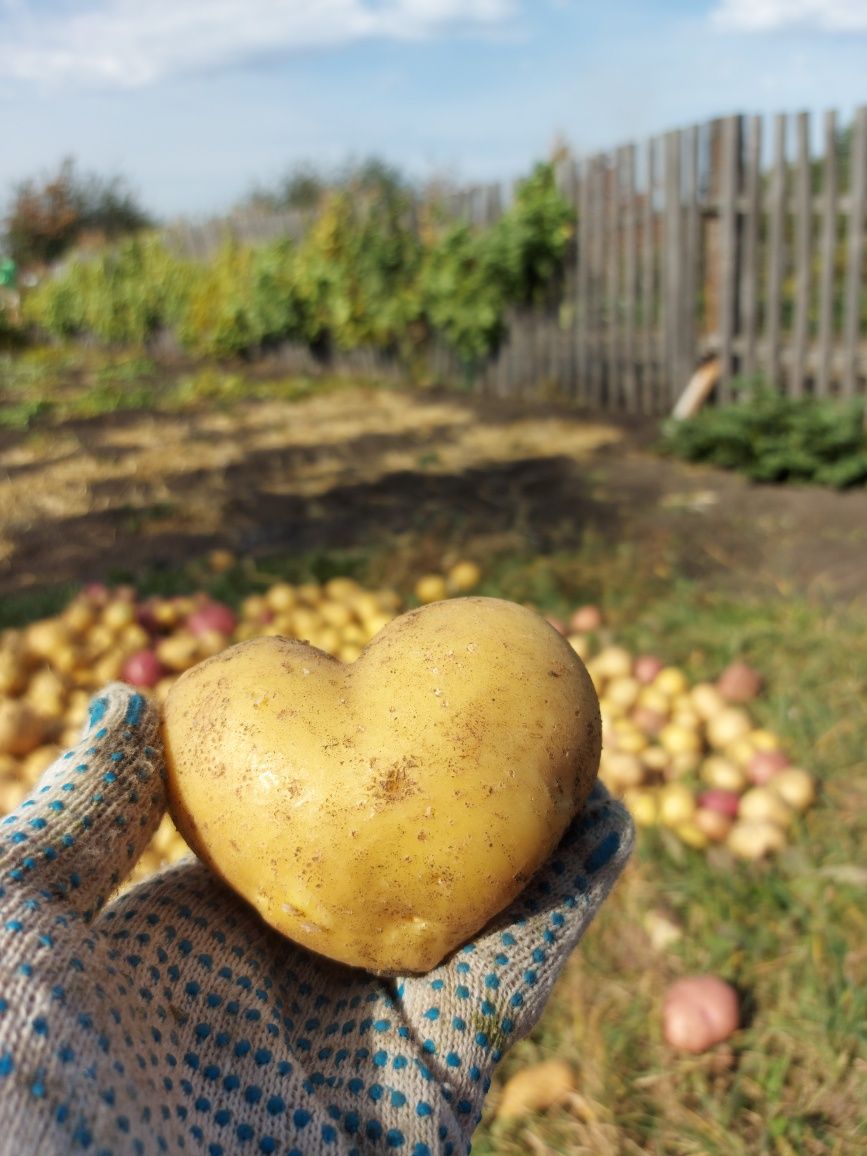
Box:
[0,699,48,757]
[163,597,601,974]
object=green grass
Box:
[3,545,865,1153]
[469,564,867,1156]
[0,356,864,1153]
[0,347,366,433]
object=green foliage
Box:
[420,161,574,364]
[291,179,425,354]
[17,159,573,367]
[23,234,193,345]
[660,383,867,488]
[177,239,303,358]
[419,221,506,364]
[487,162,574,305]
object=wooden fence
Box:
[162,205,315,261]
[164,107,867,414]
[462,107,867,413]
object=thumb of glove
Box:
[0,684,165,926]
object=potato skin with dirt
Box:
[162,597,601,974]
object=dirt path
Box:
[1,386,866,605]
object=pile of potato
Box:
[0,563,815,879]
[561,612,815,860]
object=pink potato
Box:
[663,976,740,1053]
[748,749,790,785]
[697,789,741,818]
[121,649,164,689]
[633,655,665,685]
[186,601,237,638]
[569,605,603,633]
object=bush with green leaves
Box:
[660,384,867,488]
[419,161,573,365]
[19,160,574,367]
[24,234,193,345]
[177,239,304,358]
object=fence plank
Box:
[741,115,762,381]
[766,113,788,389]
[607,150,623,407]
[664,131,682,403]
[560,158,579,400]
[576,159,591,405]
[622,144,638,411]
[641,139,656,412]
[681,125,700,388]
[843,106,867,397]
[590,158,606,407]
[817,110,838,397]
[717,115,741,402]
[653,137,668,411]
[790,111,812,397]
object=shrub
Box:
[24,234,192,345]
[16,157,575,367]
[177,239,303,358]
[660,384,867,488]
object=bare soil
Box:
[1,386,866,605]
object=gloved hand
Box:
[0,684,633,1156]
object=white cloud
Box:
[0,0,516,87]
[712,0,867,31]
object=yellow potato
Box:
[163,597,601,974]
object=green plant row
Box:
[659,383,867,488]
[19,164,573,366]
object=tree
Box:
[3,157,153,268]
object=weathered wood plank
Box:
[741,115,762,382]
[607,149,623,407]
[790,111,812,397]
[590,157,606,408]
[766,113,788,389]
[622,143,638,411]
[843,106,867,396]
[817,110,838,397]
[580,158,596,402]
[681,125,700,391]
[641,139,656,412]
[717,115,741,403]
[664,130,682,404]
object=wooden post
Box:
[816,110,838,397]
[790,111,812,397]
[766,113,787,390]
[843,106,867,397]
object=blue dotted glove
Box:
[0,684,633,1156]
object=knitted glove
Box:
[0,684,633,1156]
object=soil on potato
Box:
[1,384,866,605]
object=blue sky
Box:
[1,0,866,219]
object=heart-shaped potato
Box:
[163,597,601,973]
